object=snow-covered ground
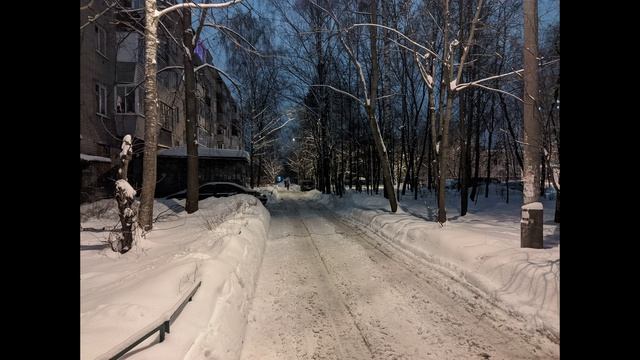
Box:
[81,183,558,359]
[80,195,270,359]
[241,196,558,359]
[314,184,559,342]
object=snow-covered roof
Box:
[158,145,249,161]
[80,153,112,163]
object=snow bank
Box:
[81,153,112,163]
[81,195,270,359]
[317,189,559,341]
[259,185,320,203]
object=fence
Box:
[95,281,202,360]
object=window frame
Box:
[96,83,108,116]
[114,84,141,115]
[95,24,107,57]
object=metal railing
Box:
[95,281,202,360]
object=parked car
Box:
[351,177,366,186]
[445,179,459,189]
[166,182,267,205]
[507,180,524,191]
[300,180,315,191]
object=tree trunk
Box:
[249,146,255,188]
[138,0,160,231]
[554,186,560,223]
[498,92,524,171]
[115,180,138,253]
[505,141,510,204]
[460,88,472,216]
[438,93,454,223]
[540,152,546,196]
[470,101,481,201]
[114,134,137,253]
[183,7,199,214]
[458,0,470,217]
[485,129,493,197]
[521,0,543,248]
[414,102,431,200]
[257,155,263,187]
[367,0,397,212]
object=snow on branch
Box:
[203,23,258,53]
[375,92,400,101]
[414,53,434,89]
[468,83,523,102]
[194,63,242,92]
[115,179,137,200]
[453,0,484,87]
[454,59,559,92]
[252,106,269,120]
[310,84,364,105]
[350,23,440,60]
[120,134,133,159]
[253,115,294,144]
[156,0,242,19]
[80,0,94,10]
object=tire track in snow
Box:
[241,199,558,359]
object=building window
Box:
[121,0,143,8]
[159,37,169,64]
[159,101,177,130]
[98,143,110,157]
[115,85,139,114]
[96,83,107,116]
[217,142,224,149]
[95,24,107,56]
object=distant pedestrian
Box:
[285,178,290,190]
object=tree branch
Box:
[80,0,117,30]
[193,0,210,46]
[454,0,484,87]
[455,59,559,91]
[310,84,364,105]
[194,63,242,91]
[350,23,440,60]
[467,83,523,102]
[80,0,94,11]
[157,0,242,19]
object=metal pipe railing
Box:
[95,281,202,360]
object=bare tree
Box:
[138,0,243,230]
[182,3,209,214]
[138,0,161,231]
[309,0,399,211]
[521,0,543,248]
[216,9,286,188]
[262,156,284,184]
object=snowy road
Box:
[240,197,558,359]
